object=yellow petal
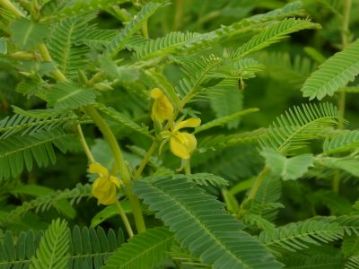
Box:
[92,176,118,205]
[174,118,201,131]
[150,88,163,99]
[170,132,197,159]
[99,190,118,205]
[150,88,174,122]
[88,163,109,177]
[109,175,121,187]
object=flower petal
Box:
[170,132,197,159]
[174,118,201,131]
[150,88,163,98]
[109,175,121,187]
[99,188,118,205]
[88,163,109,177]
[92,176,118,205]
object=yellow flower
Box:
[150,88,174,123]
[167,118,201,160]
[89,163,121,205]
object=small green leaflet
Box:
[46,83,97,111]
[195,108,259,133]
[96,104,151,138]
[301,39,359,100]
[10,18,48,50]
[261,148,314,180]
[320,157,359,177]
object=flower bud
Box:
[150,88,174,123]
[89,163,120,205]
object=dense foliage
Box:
[0,0,359,268]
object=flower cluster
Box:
[150,88,200,160]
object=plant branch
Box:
[84,106,146,233]
[333,0,352,193]
[173,0,184,30]
[133,141,158,179]
[142,20,149,39]
[184,159,191,175]
[77,123,95,163]
[38,43,68,82]
[115,201,134,238]
[238,167,269,217]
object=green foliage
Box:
[280,247,344,269]
[0,184,91,226]
[301,39,359,100]
[30,219,70,269]
[259,219,344,251]
[0,111,77,139]
[0,230,41,269]
[261,148,314,180]
[106,2,165,55]
[103,227,174,269]
[69,225,124,269]
[195,108,259,133]
[48,16,91,79]
[1,0,359,268]
[257,52,315,86]
[0,130,68,181]
[345,256,359,269]
[260,103,338,153]
[175,54,222,104]
[10,19,48,50]
[46,83,97,111]
[323,130,359,155]
[251,175,283,222]
[233,19,319,59]
[134,176,282,269]
[55,0,129,18]
[184,173,229,188]
[0,222,124,269]
[319,157,359,177]
[207,79,245,130]
[96,104,151,137]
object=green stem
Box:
[238,167,269,217]
[142,20,149,39]
[85,106,130,180]
[111,6,131,22]
[38,43,68,82]
[78,123,134,236]
[77,124,95,163]
[246,167,269,201]
[84,106,146,233]
[333,0,352,193]
[115,201,134,238]
[173,0,184,30]
[184,159,191,175]
[134,141,158,179]
[222,189,240,214]
[337,0,352,128]
[341,0,351,49]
